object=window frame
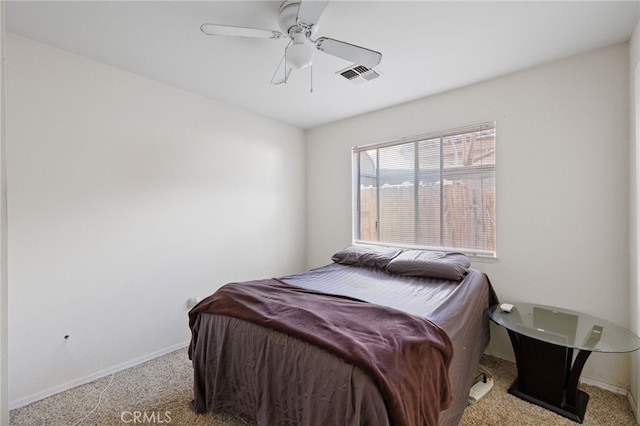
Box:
[352,122,496,258]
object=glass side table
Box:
[489,303,640,423]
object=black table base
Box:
[507,330,596,423]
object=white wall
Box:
[0,4,8,425]
[6,34,306,406]
[630,18,640,416]
[306,43,631,388]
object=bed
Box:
[188,245,497,425]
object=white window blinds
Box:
[353,122,496,257]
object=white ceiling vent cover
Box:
[337,65,381,84]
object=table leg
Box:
[507,330,592,423]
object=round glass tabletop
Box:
[489,303,640,353]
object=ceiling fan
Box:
[200,0,382,85]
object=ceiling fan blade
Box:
[315,37,382,68]
[271,54,293,85]
[200,23,283,39]
[296,0,329,28]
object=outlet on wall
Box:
[187,296,200,310]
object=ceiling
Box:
[5,1,640,130]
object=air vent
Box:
[337,64,381,84]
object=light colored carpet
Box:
[9,347,637,425]
[461,355,637,426]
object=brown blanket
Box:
[189,279,454,426]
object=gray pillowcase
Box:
[385,250,470,281]
[331,245,404,270]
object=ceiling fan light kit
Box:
[287,33,313,70]
[200,0,382,86]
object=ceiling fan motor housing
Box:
[279,0,318,37]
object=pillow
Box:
[331,245,404,269]
[385,250,470,281]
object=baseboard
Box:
[626,386,639,424]
[9,340,190,410]
[579,376,628,396]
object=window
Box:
[353,122,496,257]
